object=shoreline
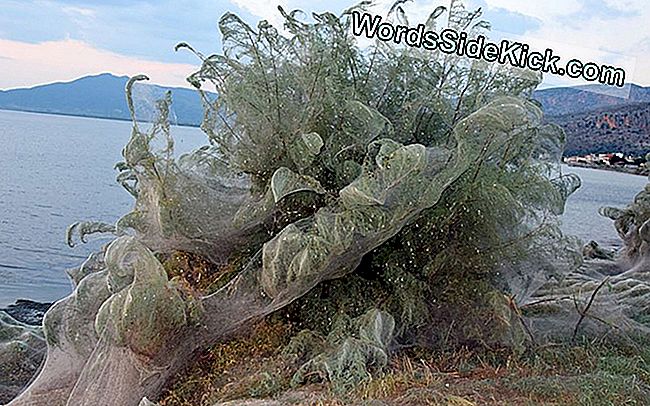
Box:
[0,108,201,129]
[566,162,650,177]
[0,299,52,326]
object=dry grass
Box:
[158,319,296,406]
[159,332,650,406]
[157,312,650,406]
[161,251,237,294]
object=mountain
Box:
[1,74,648,156]
[532,83,650,116]
[0,73,207,126]
[532,84,650,156]
[547,102,650,156]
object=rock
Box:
[582,240,616,261]
[1,300,53,326]
[0,311,46,404]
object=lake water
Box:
[0,110,648,307]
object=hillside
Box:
[0,73,207,126]
[532,84,650,156]
[532,83,650,116]
[546,102,650,156]
[1,75,648,156]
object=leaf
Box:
[339,141,429,207]
[357,309,395,348]
[289,132,324,171]
[271,167,326,203]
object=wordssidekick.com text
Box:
[351,11,626,88]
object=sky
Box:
[0,0,648,90]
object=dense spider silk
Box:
[9,1,649,405]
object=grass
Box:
[160,250,245,295]
[156,315,650,406]
[158,319,297,406]
[155,246,650,405]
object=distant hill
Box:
[545,102,650,156]
[532,84,650,116]
[532,84,650,156]
[0,73,207,126]
[1,74,648,156]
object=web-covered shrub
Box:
[14,2,593,405]
[161,0,581,344]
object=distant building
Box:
[564,152,647,168]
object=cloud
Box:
[0,0,648,89]
[61,6,96,18]
[476,0,649,87]
[0,38,198,89]
[601,0,643,12]
[482,0,582,20]
[229,0,289,29]
[0,0,227,69]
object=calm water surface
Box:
[0,110,647,307]
[0,110,205,307]
[561,165,648,247]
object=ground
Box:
[157,317,650,406]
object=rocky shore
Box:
[0,300,52,326]
[0,302,49,404]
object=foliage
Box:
[13,2,614,405]
[158,0,581,389]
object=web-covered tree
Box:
[13,1,648,405]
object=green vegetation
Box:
[11,1,650,405]
[158,317,650,405]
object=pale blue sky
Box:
[0,0,647,89]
